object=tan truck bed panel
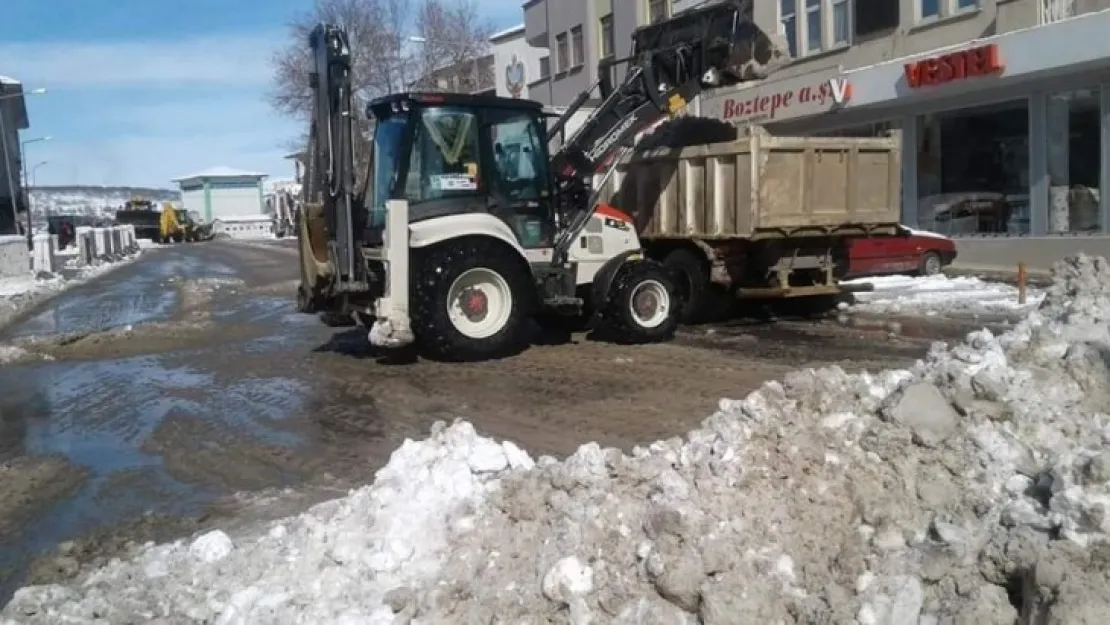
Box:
[597,128,902,239]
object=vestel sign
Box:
[904,44,1004,89]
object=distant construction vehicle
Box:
[157,202,212,243]
[114,197,161,241]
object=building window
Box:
[1046,88,1101,234]
[832,0,850,44]
[918,0,978,22]
[648,0,668,23]
[556,33,568,73]
[781,0,850,57]
[539,56,550,78]
[916,100,1030,236]
[805,0,822,53]
[600,14,614,59]
[780,0,798,57]
[571,26,584,67]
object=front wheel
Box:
[411,239,533,361]
[600,260,681,344]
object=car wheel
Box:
[918,251,943,276]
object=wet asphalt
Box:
[0,240,333,600]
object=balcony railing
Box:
[1040,0,1076,25]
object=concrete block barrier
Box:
[75,227,95,266]
[31,233,56,274]
[110,228,123,258]
[0,235,28,278]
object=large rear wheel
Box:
[411,239,533,361]
[600,260,681,344]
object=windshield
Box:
[369,114,408,227]
[404,107,481,202]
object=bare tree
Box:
[269,0,497,171]
[410,0,495,93]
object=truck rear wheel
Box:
[600,260,680,344]
[411,239,532,361]
[663,248,729,323]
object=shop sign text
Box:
[904,44,1004,89]
[710,77,851,125]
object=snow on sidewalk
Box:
[842,272,1045,317]
[6,255,1110,624]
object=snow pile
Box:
[6,254,1110,624]
[844,273,1045,317]
[2,423,533,624]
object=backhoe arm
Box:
[305,23,362,290]
[550,0,787,189]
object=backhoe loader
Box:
[297,0,794,360]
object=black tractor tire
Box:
[599,260,681,344]
[662,248,729,324]
[917,251,943,276]
[411,239,533,361]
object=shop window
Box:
[916,100,1030,236]
[1047,88,1101,234]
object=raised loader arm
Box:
[548,0,788,259]
[550,0,786,188]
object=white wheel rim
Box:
[925,255,940,274]
[629,279,671,329]
[446,268,514,339]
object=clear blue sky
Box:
[4,0,521,188]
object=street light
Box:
[0,86,47,245]
[27,161,47,227]
[30,161,47,187]
[0,88,45,101]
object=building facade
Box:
[522,0,1110,271]
[171,167,268,224]
[0,76,29,236]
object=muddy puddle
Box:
[0,347,315,600]
[0,251,333,602]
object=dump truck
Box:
[115,197,161,241]
[296,0,899,361]
[594,120,900,321]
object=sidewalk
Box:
[945,263,1053,287]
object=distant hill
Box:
[29,185,182,225]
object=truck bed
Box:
[597,126,902,240]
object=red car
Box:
[845,226,957,278]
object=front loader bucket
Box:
[631,0,790,85]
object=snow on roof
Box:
[0,75,20,86]
[171,166,268,182]
[490,23,525,42]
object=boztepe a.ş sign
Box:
[903,44,1004,88]
[701,74,852,125]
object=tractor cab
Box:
[364,93,556,249]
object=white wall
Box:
[181,188,205,220]
[209,186,261,220]
[492,28,545,100]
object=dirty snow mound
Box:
[3,422,532,623]
[5,254,1110,625]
